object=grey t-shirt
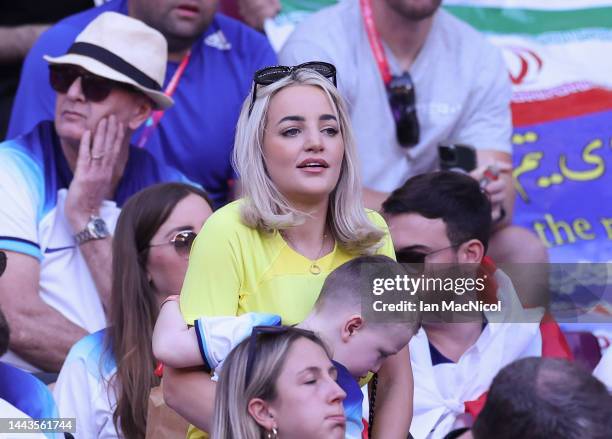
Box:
[279,0,512,192]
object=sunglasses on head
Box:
[148,230,197,257]
[387,72,419,148]
[49,64,134,103]
[244,325,317,389]
[248,61,337,116]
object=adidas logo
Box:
[205,30,232,50]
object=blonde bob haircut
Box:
[212,328,332,439]
[233,69,385,255]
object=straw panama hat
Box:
[44,12,173,109]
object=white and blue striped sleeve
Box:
[0,146,44,260]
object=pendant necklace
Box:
[282,230,328,275]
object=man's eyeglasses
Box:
[244,325,317,389]
[387,72,419,148]
[148,230,197,257]
[49,64,134,102]
[248,61,337,116]
[396,244,460,265]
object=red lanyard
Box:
[136,50,191,148]
[360,0,392,85]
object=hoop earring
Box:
[266,427,278,439]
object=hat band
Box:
[67,42,162,92]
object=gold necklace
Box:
[282,230,328,275]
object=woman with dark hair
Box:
[53,182,213,439]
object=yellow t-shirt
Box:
[179,200,395,439]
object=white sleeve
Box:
[54,338,119,439]
[452,43,513,154]
[194,313,282,371]
[54,353,98,438]
[0,147,43,260]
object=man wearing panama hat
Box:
[9,0,276,208]
[0,12,194,374]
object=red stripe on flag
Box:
[362,419,368,439]
[512,88,612,127]
[464,314,573,420]
[465,392,489,419]
[540,313,574,359]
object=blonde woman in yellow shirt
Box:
[164,63,413,439]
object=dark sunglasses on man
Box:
[248,61,337,115]
[387,72,419,148]
[49,64,135,102]
[396,244,460,265]
[148,230,197,258]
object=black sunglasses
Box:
[387,72,419,148]
[396,245,460,265]
[49,64,134,102]
[244,325,317,389]
[0,251,6,277]
[148,230,197,257]
[248,61,337,116]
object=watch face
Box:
[92,218,109,237]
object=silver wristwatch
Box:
[74,216,110,245]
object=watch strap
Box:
[74,228,95,245]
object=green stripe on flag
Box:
[444,6,612,35]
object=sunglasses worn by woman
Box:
[249,62,417,147]
[148,230,197,258]
[248,62,337,115]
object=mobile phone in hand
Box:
[438,143,477,173]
